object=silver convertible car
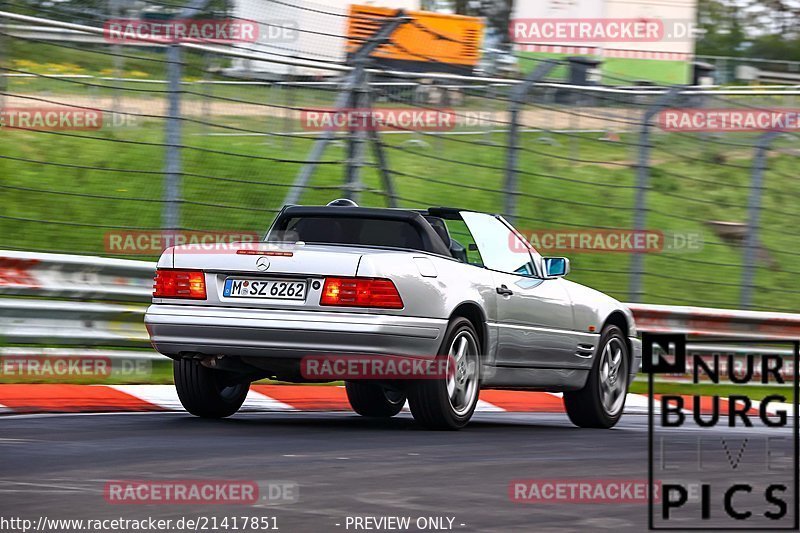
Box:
[145,202,642,429]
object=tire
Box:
[408,317,481,430]
[563,325,629,428]
[174,359,249,418]
[345,381,406,417]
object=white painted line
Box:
[241,390,295,412]
[0,480,101,494]
[552,391,656,415]
[108,384,181,410]
[475,399,505,412]
[548,392,661,415]
[623,393,656,415]
[109,384,296,412]
[752,399,793,416]
[552,391,654,415]
[400,399,504,413]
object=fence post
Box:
[163,45,182,230]
[0,12,6,113]
[201,53,213,137]
[343,68,369,202]
[503,60,556,222]
[283,68,296,152]
[629,87,682,303]
[741,130,780,309]
[284,11,409,207]
[109,0,124,117]
[162,0,210,230]
[364,84,397,207]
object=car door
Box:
[460,212,577,368]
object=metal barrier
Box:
[627,303,800,340]
[0,298,146,346]
[0,251,152,351]
[628,303,799,384]
[0,250,153,302]
[1,250,798,363]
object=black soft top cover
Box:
[268,206,453,257]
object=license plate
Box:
[223,278,307,300]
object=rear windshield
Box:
[270,216,425,251]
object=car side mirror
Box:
[543,257,570,278]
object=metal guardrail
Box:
[0,250,152,350]
[628,303,799,384]
[0,347,162,360]
[1,250,798,364]
[626,303,800,340]
[0,250,152,302]
[0,299,147,347]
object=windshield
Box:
[460,211,538,276]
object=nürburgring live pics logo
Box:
[645,333,799,530]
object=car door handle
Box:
[496,285,514,296]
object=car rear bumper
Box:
[145,304,447,358]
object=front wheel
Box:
[408,317,481,430]
[174,359,249,418]
[345,381,406,417]
[563,325,629,428]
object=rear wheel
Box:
[563,325,629,428]
[174,359,249,418]
[408,317,481,430]
[345,381,405,417]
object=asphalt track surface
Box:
[0,410,795,533]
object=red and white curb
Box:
[0,385,791,416]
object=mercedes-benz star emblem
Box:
[256,257,270,271]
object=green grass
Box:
[517,52,690,85]
[630,380,795,402]
[602,57,690,85]
[7,39,214,81]
[2,115,797,311]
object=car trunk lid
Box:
[171,242,363,276]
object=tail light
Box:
[320,277,403,309]
[153,269,206,299]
